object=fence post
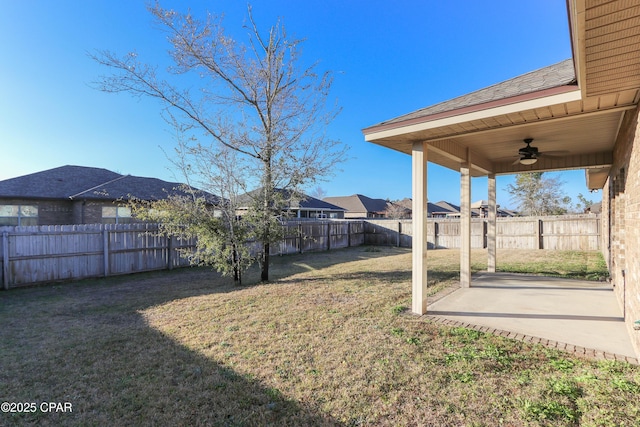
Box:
[433,220,439,249]
[483,220,488,249]
[103,228,109,277]
[298,223,303,253]
[537,219,543,249]
[167,234,174,271]
[397,221,401,247]
[326,222,331,251]
[2,232,9,290]
[347,221,351,247]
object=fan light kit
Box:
[508,138,568,166]
[518,138,539,165]
[520,156,537,165]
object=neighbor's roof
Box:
[365,59,576,131]
[0,165,217,202]
[434,200,460,214]
[238,188,345,211]
[324,194,389,214]
[0,165,121,199]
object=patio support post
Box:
[460,150,471,288]
[488,174,497,272]
[411,141,428,314]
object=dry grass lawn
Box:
[1,247,638,426]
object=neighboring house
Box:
[395,198,459,218]
[237,188,345,219]
[0,165,216,226]
[471,200,517,218]
[586,202,601,215]
[323,194,410,219]
[432,201,463,218]
[431,200,516,218]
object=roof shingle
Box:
[368,59,576,128]
[0,165,217,202]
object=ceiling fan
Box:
[513,138,567,165]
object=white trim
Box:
[364,90,583,141]
[411,142,428,315]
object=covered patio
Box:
[363,0,640,360]
[427,272,636,363]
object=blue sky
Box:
[0,0,597,209]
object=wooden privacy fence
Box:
[364,214,601,251]
[0,223,195,290]
[1,216,599,289]
[0,221,366,289]
[274,220,365,255]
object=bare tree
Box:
[507,172,571,216]
[92,3,348,281]
[309,186,328,200]
[385,201,410,219]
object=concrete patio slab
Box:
[426,272,637,361]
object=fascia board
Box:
[364,89,583,142]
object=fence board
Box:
[0,224,195,289]
[360,215,600,251]
[0,216,599,289]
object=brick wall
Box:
[606,105,640,357]
[0,199,140,225]
[83,202,106,224]
[0,198,75,225]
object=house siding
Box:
[344,211,368,219]
[83,202,106,224]
[0,198,140,225]
[604,104,640,356]
[0,198,75,225]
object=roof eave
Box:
[363,85,581,142]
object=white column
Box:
[412,142,428,314]
[460,151,471,288]
[487,174,497,272]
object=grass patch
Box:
[1,247,636,426]
[497,249,609,280]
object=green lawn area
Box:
[1,247,637,426]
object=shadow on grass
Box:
[0,268,343,426]
[264,246,410,282]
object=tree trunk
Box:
[232,244,241,285]
[261,243,269,281]
[261,152,272,282]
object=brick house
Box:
[323,194,411,219]
[0,165,216,225]
[237,188,346,219]
[363,1,640,358]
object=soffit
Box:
[581,0,640,97]
[363,0,640,182]
[365,89,635,177]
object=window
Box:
[0,205,38,226]
[102,206,133,224]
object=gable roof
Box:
[323,194,389,214]
[0,165,122,199]
[0,165,217,203]
[238,188,345,211]
[365,59,576,130]
[434,200,460,213]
